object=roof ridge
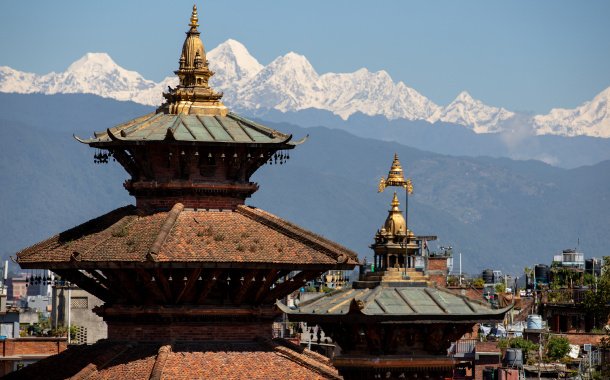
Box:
[69,343,128,380]
[271,337,332,367]
[149,342,173,380]
[148,203,184,261]
[253,336,341,380]
[235,205,358,262]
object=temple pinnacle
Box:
[189,5,199,29]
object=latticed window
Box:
[71,297,88,309]
[74,326,87,345]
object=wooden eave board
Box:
[200,117,233,141]
[217,117,252,142]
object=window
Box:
[71,297,88,309]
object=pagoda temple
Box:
[279,156,512,380]
[8,6,356,379]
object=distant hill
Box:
[246,107,610,169]
[1,96,608,275]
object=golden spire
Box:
[391,191,400,208]
[384,191,406,236]
[189,5,199,29]
[378,153,413,194]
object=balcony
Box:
[448,339,476,358]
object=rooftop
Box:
[279,282,511,324]
[75,112,307,148]
[15,204,358,269]
[2,337,341,380]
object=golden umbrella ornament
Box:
[378,153,414,273]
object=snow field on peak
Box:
[0,41,609,137]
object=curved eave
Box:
[77,112,300,147]
[280,303,513,324]
[16,261,357,271]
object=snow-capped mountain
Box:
[533,86,610,138]
[0,53,178,106]
[0,40,608,137]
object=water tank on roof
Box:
[482,269,494,284]
[483,369,494,380]
[564,249,575,253]
[527,315,542,329]
[505,348,523,366]
[586,259,594,273]
[535,264,549,282]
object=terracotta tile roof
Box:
[15,204,358,268]
[2,338,341,380]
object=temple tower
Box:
[15,6,357,347]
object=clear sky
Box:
[1,0,608,114]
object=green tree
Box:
[546,336,570,361]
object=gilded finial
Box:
[189,5,199,29]
[391,191,400,207]
[377,153,414,194]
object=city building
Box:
[50,285,107,345]
[7,6,356,379]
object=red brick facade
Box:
[135,196,245,210]
[427,257,448,287]
[524,331,606,346]
[107,322,273,341]
[0,338,68,377]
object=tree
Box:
[546,335,570,361]
[583,256,610,324]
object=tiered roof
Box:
[15,204,358,269]
[279,283,510,324]
[2,337,341,380]
[75,112,307,147]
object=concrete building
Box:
[51,285,107,345]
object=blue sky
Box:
[1,0,608,114]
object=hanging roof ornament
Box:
[378,153,414,194]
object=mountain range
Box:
[1,40,609,138]
[1,93,609,276]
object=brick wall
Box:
[474,354,501,380]
[429,274,447,287]
[555,332,606,346]
[0,338,68,377]
[523,331,605,346]
[428,257,448,271]
[476,341,501,353]
[136,196,245,210]
[0,338,67,356]
[107,322,273,341]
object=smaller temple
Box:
[280,155,512,380]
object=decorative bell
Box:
[181,151,185,156]
[168,275,173,281]
[194,151,199,156]
[151,276,155,282]
[208,153,212,158]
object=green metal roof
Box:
[74,112,308,146]
[278,284,511,324]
